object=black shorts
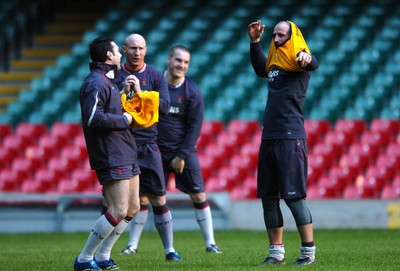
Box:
[257,139,308,200]
[95,164,141,185]
[137,143,166,196]
[162,152,204,194]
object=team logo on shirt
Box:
[117,168,123,175]
[177,96,182,104]
[169,106,180,113]
[141,78,147,86]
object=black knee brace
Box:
[261,198,284,229]
[285,198,313,226]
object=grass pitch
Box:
[0,229,399,270]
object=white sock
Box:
[269,244,285,261]
[95,217,131,261]
[78,215,115,262]
[195,205,216,246]
[153,209,175,254]
[300,245,316,260]
[128,208,149,248]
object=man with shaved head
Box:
[116,33,182,261]
[248,20,319,266]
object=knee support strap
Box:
[261,198,283,229]
[285,198,312,226]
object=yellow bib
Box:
[121,91,159,128]
[266,21,310,72]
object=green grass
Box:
[0,229,399,270]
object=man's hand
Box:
[170,156,185,174]
[123,112,133,125]
[296,51,312,68]
[248,20,265,43]
[123,74,142,94]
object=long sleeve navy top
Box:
[116,63,170,144]
[250,42,319,140]
[80,62,137,170]
[157,77,204,160]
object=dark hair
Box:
[89,37,114,62]
[169,45,190,57]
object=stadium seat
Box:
[312,142,342,163]
[11,157,36,180]
[342,185,376,199]
[370,119,399,141]
[2,134,31,158]
[360,131,391,150]
[198,154,216,181]
[339,153,369,174]
[48,157,74,179]
[227,119,260,139]
[307,185,338,199]
[385,142,400,158]
[334,119,367,141]
[60,145,88,168]
[0,147,13,170]
[327,165,359,188]
[0,169,21,191]
[380,184,400,199]
[57,177,80,193]
[348,142,378,164]
[230,181,257,200]
[205,176,233,192]
[20,179,42,193]
[323,131,353,154]
[24,145,51,168]
[0,124,13,140]
[229,153,257,173]
[33,168,60,193]
[50,122,82,144]
[308,154,332,176]
[304,120,332,142]
[71,168,98,191]
[216,166,246,189]
[15,122,48,145]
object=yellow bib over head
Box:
[121,91,159,128]
[265,21,310,72]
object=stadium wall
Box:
[0,193,399,233]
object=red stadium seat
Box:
[339,153,368,173]
[323,131,352,155]
[240,141,259,162]
[380,184,400,199]
[216,130,247,149]
[57,178,80,193]
[60,145,88,168]
[48,157,75,179]
[370,119,399,141]
[229,153,257,172]
[227,119,260,139]
[203,142,234,168]
[38,134,63,157]
[0,124,13,141]
[308,154,332,176]
[34,168,60,192]
[375,153,400,173]
[199,154,217,182]
[304,119,331,136]
[311,142,341,162]
[342,185,375,199]
[50,122,81,144]
[24,145,52,169]
[201,121,224,136]
[11,157,36,180]
[205,176,232,192]
[2,134,31,158]
[216,166,246,189]
[358,165,395,190]
[386,142,400,158]
[307,185,338,199]
[316,176,345,196]
[334,119,367,141]
[348,142,378,165]
[360,131,390,150]
[15,123,48,145]
[0,147,14,170]
[71,168,98,191]
[21,178,42,193]
[72,133,88,154]
[230,181,257,200]
[0,169,21,191]
[327,165,358,188]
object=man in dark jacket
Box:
[74,37,140,271]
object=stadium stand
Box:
[0,0,399,201]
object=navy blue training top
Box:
[80,62,137,170]
[250,42,319,140]
[116,63,170,144]
[157,77,204,160]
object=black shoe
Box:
[291,256,315,265]
[257,256,285,266]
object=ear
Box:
[106,51,114,60]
